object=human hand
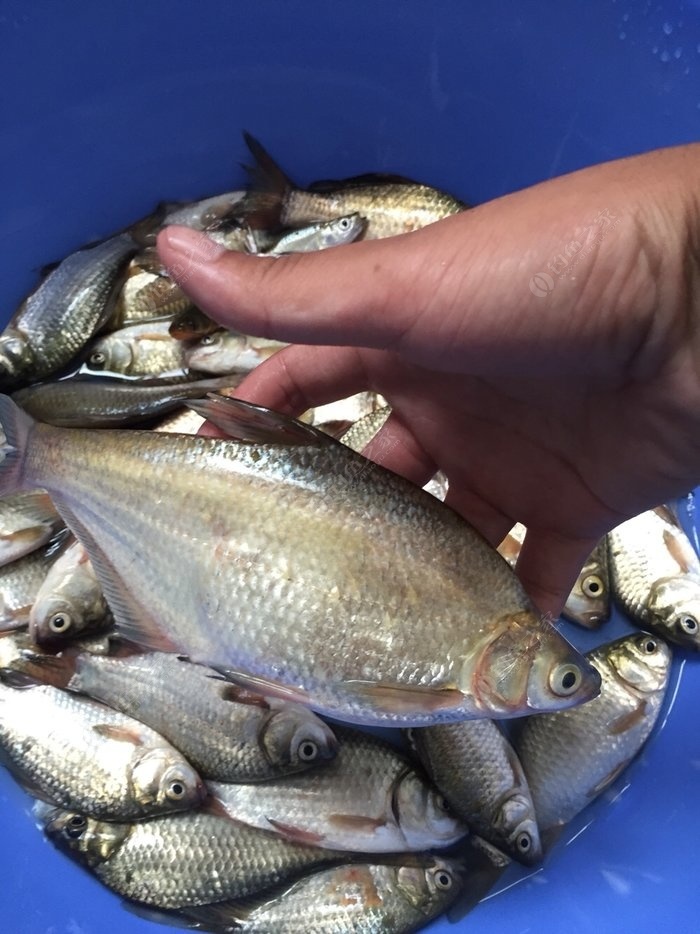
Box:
[157,145,700,617]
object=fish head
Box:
[395,857,462,915]
[85,337,132,374]
[495,793,542,865]
[0,328,33,387]
[393,769,467,849]
[463,611,601,716]
[40,806,131,866]
[130,747,206,813]
[30,595,83,643]
[261,703,339,771]
[608,632,673,692]
[647,576,700,649]
[322,212,367,247]
[186,330,229,367]
[564,557,609,628]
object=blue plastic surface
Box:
[1,1,700,931]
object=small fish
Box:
[109,262,193,329]
[183,329,288,376]
[154,408,206,434]
[0,234,137,390]
[0,490,62,566]
[408,720,541,865]
[608,506,700,649]
[0,671,204,819]
[246,213,367,255]
[168,306,220,341]
[310,392,387,430]
[172,857,462,934]
[498,526,610,629]
[68,651,338,782]
[13,374,243,427]
[0,393,600,727]
[80,319,187,379]
[210,726,466,853]
[29,539,111,643]
[561,539,610,629]
[40,805,350,910]
[0,534,69,632]
[235,133,466,239]
[512,632,671,835]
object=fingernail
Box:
[159,226,227,270]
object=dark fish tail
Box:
[0,395,34,495]
[236,132,294,230]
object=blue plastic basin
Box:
[1,2,699,932]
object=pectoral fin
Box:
[340,680,465,716]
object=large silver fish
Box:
[210,727,466,853]
[0,672,204,819]
[0,393,600,727]
[608,506,700,649]
[408,719,541,865]
[40,805,351,909]
[512,632,671,835]
[172,858,462,934]
[68,651,338,782]
[0,234,137,389]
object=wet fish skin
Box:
[0,534,69,631]
[68,651,338,782]
[168,306,220,341]
[0,393,599,727]
[512,632,671,834]
[29,539,111,643]
[162,191,247,230]
[183,329,288,376]
[608,506,700,649]
[0,629,112,688]
[236,133,466,240]
[0,490,62,566]
[109,263,193,329]
[80,320,186,379]
[175,857,462,934]
[210,726,466,853]
[408,719,541,865]
[0,673,204,819]
[154,408,205,434]
[13,375,244,428]
[0,234,137,390]
[41,806,350,909]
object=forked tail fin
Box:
[0,394,34,494]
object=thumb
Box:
[157,221,468,354]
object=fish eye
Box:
[89,350,107,367]
[677,615,698,635]
[166,779,187,800]
[199,334,217,346]
[641,637,658,654]
[516,831,532,852]
[431,868,454,891]
[549,663,582,697]
[65,815,87,839]
[339,217,351,229]
[582,574,604,598]
[434,795,450,813]
[49,612,72,634]
[297,740,318,762]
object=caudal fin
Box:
[0,395,34,494]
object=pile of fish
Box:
[0,134,697,933]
